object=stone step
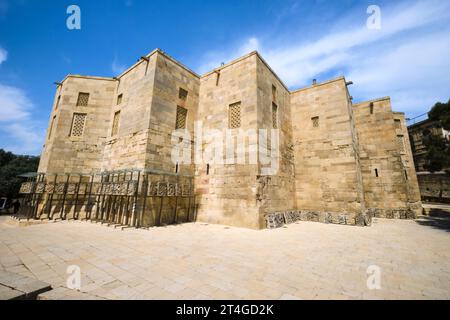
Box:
[0,271,52,300]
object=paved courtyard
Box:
[0,214,450,300]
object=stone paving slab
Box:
[0,284,24,300]
[1,216,450,300]
[38,286,106,300]
[0,271,52,300]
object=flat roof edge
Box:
[201,51,258,78]
[61,74,116,83]
[290,76,346,94]
[353,96,391,106]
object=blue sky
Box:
[0,0,449,155]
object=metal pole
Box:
[133,171,141,227]
[73,174,82,220]
[86,174,94,220]
[48,174,58,220]
[60,174,70,220]
[140,174,148,228]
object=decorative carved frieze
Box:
[265,210,377,229]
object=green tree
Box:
[0,149,15,167]
[428,99,450,130]
[0,149,40,199]
[423,100,450,172]
[423,133,450,172]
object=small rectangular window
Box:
[70,113,87,137]
[312,116,319,128]
[229,102,241,129]
[370,102,374,115]
[55,96,61,110]
[272,85,277,102]
[76,92,90,107]
[394,119,401,129]
[375,169,379,178]
[175,106,188,129]
[215,72,220,86]
[272,103,278,129]
[48,115,56,139]
[117,94,123,105]
[112,111,120,136]
[179,88,188,100]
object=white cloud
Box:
[1,123,45,155]
[112,57,127,75]
[0,84,31,121]
[197,37,260,74]
[0,47,7,64]
[347,31,450,115]
[262,0,450,88]
[0,84,45,155]
[196,0,450,117]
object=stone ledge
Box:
[5,215,55,227]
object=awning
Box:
[17,172,39,178]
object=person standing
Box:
[13,200,21,215]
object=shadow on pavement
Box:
[416,209,450,232]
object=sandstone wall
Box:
[255,55,295,226]
[146,51,200,174]
[418,173,450,203]
[290,78,364,218]
[195,53,260,229]
[39,76,116,174]
[100,54,157,171]
[393,112,422,214]
[353,98,421,217]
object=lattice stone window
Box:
[229,102,241,129]
[117,94,123,105]
[272,103,278,129]
[179,88,188,100]
[175,106,187,129]
[312,116,319,128]
[112,111,120,136]
[76,92,90,106]
[70,113,87,137]
[397,135,405,152]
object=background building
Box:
[408,118,450,203]
[408,119,450,172]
